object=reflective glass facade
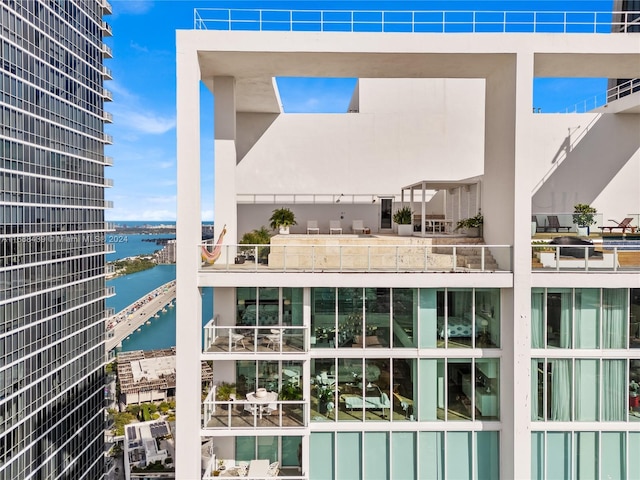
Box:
[0,1,110,478]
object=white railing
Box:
[531,243,640,271]
[200,243,511,272]
[204,316,307,353]
[203,388,306,430]
[237,193,401,204]
[105,286,115,297]
[103,111,113,122]
[102,65,113,79]
[194,8,640,34]
[101,21,113,36]
[103,156,113,166]
[550,78,640,114]
[101,43,113,58]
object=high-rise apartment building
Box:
[176,7,640,480]
[0,1,113,478]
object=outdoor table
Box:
[245,391,278,419]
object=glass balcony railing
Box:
[532,242,640,271]
[199,243,511,273]
[203,388,306,430]
[204,316,307,353]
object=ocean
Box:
[107,233,175,261]
[106,258,213,352]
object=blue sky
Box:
[104,0,614,221]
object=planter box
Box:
[397,224,413,237]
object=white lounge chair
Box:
[265,329,283,350]
[352,220,366,234]
[230,330,245,350]
[329,220,342,234]
[306,220,320,234]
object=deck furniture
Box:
[230,330,246,350]
[247,459,270,478]
[532,215,545,233]
[352,220,366,234]
[599,217,636,233]
[329,220,342,234]
[545,215,572,232]
[265,329,283,350]
[306,220,320,234]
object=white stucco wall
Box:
[235,78,486,197]
[530,112,640,220]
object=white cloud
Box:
[130,42,149,53]
[119,110,176,134]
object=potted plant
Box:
[455,213,483,237]
[239,226,271,264]
[269,207,297,234]
[215,382,236,410]
[279,383,303,401]
[393,206,414,236]
[572,203,597,236]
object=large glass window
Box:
[392,288,416,347]
[532,358,629,422]
[631,289,640,348]
[533,431,629,480]
[337,288,363,347]
[532,288,631,349]
[311,287,335,349]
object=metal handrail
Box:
[200,242,511,273]
[194,8,640,34]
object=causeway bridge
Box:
[105,280,176,353]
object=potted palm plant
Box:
[393,206,414,236]
[269,207,297,234]
[572,203,597,236]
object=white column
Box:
[175,35,203,480]
[484,51,534,480]
[213,76,238,263]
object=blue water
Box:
[107,233,175,261]
[106,260,213,352]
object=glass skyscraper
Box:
[0,1,112,478]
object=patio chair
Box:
[267,461,280,477]
[306,220,320,234]
[230,330,245,350]
[352,220,366,234]
[329,220,343,234]
[265,329,283,351]
[599,217,636,233]
[545,215,572,232]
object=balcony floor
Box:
[206,405,305,428]
[205,336,304,353]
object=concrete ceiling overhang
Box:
[184,30,640,113]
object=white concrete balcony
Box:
[105,286,115,297]
[103,156,113,166]
[103,133,113,144]
[199,237,510,273]
[101,0,112,15]
[203,317,307,354]
[101,43,113,58]
[203,387,306,430]
[102,88,113,101]
[101,21,112,37]
[105,221,115,231]
[105,243,115,253]
[104,200,114,209]
[102,65,113,80]
[103,110,113,123]
[105,265,115,275]
[103,178,114,187]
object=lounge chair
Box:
[306,220,320,234]
[329,220,342,234]
[545,215,572,232]
[352,220,366,234]
[599,217,636,234]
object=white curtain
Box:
[531,290,544,348]
[531,359,540,420]
[602,289,627,349]
[551,359,572,421]
[559,291,572,348]
[602,359,625,421]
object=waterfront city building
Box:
[0,1,113,478]
[176,7,640,479]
